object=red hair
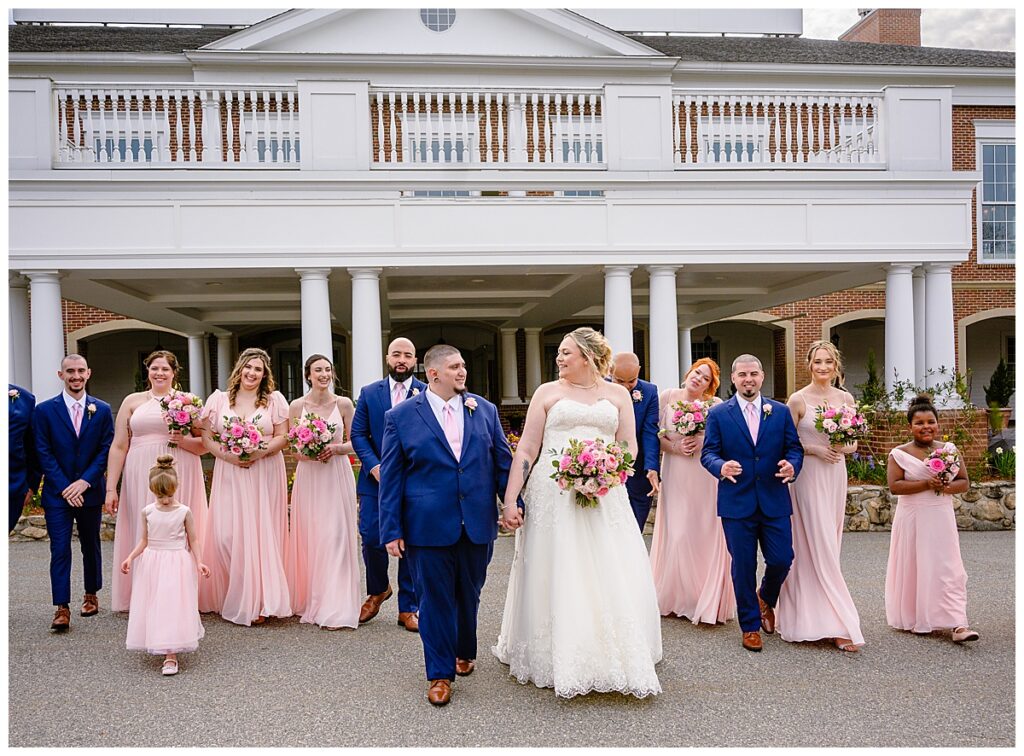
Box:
[684,358,721,400]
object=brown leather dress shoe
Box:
[81,593,99,617]
[51,606,71,632]
[742,631,763,652]
[757,593,776,634]
[427,679,452,706]
[358,585,393,624]
[397,612,420,633]
[455,658,475,677]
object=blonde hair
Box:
[227,347,276,408]
[565,327,613,378]
[149,455,178,497]
[806,340,845,388]
[684,357,721,401]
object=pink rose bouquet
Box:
[287,412,337,461]
[212,415,267,462]
[158,391,204,448]
[549,437,635,508]
[658,399,709,438]
[925,442,961,495]
[813,403,869,446]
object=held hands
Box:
[720,460,743,483]
[500,503,524,531]
[926,473,946,493]
[776,460,796,483]
[386,538,405,558]
[678,436,699,456]
[63,479,89,508]
[646,470,661,496]
[815,444,843,464]
[315,445,335,464]
[167,429,185,445]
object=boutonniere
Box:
[631,389,643,403]
[412,388,420,396]
[87,403,97,418]
[9,388,19,402]
[465,397,478,415]
[762,403,773,418]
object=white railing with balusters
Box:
[53,84,301,167]
[369,87,605,167]
[671,89,884,168]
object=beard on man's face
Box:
[388,364,412,381]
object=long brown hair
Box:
[805,340,845,389]
[226,347,276,408]
[143,350,181,389]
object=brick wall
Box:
[62,299,128,354]
[839,9,921,46]
[858,408,989,471]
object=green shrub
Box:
[984,357,1014,408]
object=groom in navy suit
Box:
[610,352,661,532]
[379,344,512,706]
[9,384,42,533]
[33,355,114,632]
[701,354,803,653]
[351,337,427,631]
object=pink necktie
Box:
[72,403,83,436]
[744,402,759,444]
[443,404,461,461]
[392,383,405,407]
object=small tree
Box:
[983,358,1014,408]
[856,349,886,406]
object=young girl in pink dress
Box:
[200,347,292,626]
[285,354,361,630]
[121,455,209,676]
[776,341,864,652]
[650,357,735,625]
[885,393,979,644]
[106,350,208,613]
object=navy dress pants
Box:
[720,508,794,632]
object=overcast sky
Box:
[802,8,1015,50]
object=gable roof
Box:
[7,24,236,53]
[635,34,1015,68]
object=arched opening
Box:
[965,313,1015,407]
[828,316,885,399]
[75,327,188,411]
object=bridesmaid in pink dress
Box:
[885,394,979,643]
[285,354,361,630]
[200,347,292,626]
[650,358,735,625]
[776,341,864,652]
[105,350,209,613]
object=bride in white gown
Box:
[493,327,662,699]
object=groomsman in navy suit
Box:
[379,344,512,706]
[9,384,42,533]
[610,352,661,532]
[33,355,114,632]
[701,354,803,653]
[351,337,428,631]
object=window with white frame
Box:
[975,119,1016,263]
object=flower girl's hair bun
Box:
[149,455,179,496]
[906,393,936,423]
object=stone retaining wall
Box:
[12,481,1014,541]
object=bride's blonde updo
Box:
[565,327,613,379]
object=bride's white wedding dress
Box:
[492,398,663,699]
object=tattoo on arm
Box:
[521,460,532,485]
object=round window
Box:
[420,8,456,32]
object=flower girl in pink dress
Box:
[121,455,210,676]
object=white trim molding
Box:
[66,318,187,354]
[957,307,1016,379]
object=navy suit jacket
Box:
[625,378,661,498]
[700,395,803,519]
[33,394,114,510]
[8,385,42,498]
[351,377,428,499]
[378,392,512,548]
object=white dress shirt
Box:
[388,376,413,408]
[62,390,87,423]
[736,394,762,416]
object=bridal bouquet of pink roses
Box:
[550,437,634,508]
[658,398,709,438]
[158,391,204,447]
[925,442,961,495]
[813,403,869,446]
[212,415,267,462]
[287,413,336,461]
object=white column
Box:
[603,265,636,356]
[912,266,927,388]
[26,271,64,398]
[647,265,679,393]
[884,264,917,395]
[216,335,233,391]
[924,262,959,407]
[187,334,208,398]
[9,275,32,388]
[202,336,212,398]
[350,268,383,394]
[296,267,333,365]
[524,327,543,398]
[678,327,692,379]
[500,328,521,405]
